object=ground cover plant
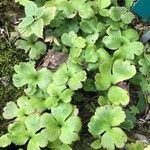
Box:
[0,0,150,149]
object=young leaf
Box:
[108,86,130,106]
[16,36,46,60]
[53,62,87,90]
[126,141,144,150]
[101,127,127,150]
[112,59,136,84]
[88,105,126,150]
[91,139,102,149]
[0,134,11,148]
[41,103,81,144]
[15,0,29,5]
[3,102,18,120]
[25,1,38,16]
[8,121,29,145]
[31,18,44,38]
[42,7,56,25]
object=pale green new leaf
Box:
[91,139,102,149]
[25,114,41,136]
[95,60,112,91]
[126,141,144,150]
[101,127,127,150]
[18,16,34,37]
[15,0,29,5]
[108,86,130,106]
[40,113,61,142]
[0,134,11,148]
[25,1,38,16]
[88,105,126,135]
[31,18,44,38]
[51,103,73,125]
[41,7,56,25]
[98,0,111,9]
[8,121,29,145]
[68,70,87,90]
[112,59,136,84]
[16,37,46,60]
[13,62,37,87]
[3,102,18,119]
[37,68,52,90]
[61,31,77,47]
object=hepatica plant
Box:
[0,0,148,150]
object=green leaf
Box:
[121,12,134,24]
[51,103,73,125]
[25,1,38,16]
[60,89,74,103]
[122,29,139,42]
[0,134,11,148]
[52,63,69,85]
[15,0,29,5]
[31,19,44,38]
[40,113,61,142]
[80,17,105,34]
[73,37,86,48]
[125,0,134,8]
[61,31,77,47]
[84,45,99,63]
[59,116,81,144]
[114,42,144,60]
[72,0,94,19]
[29,41,46,59]
[88,105,126,135]
[18,16,34,37]
[91,139,102,149]
[101,127,127,150]
[139,54,150,75]
[110,7,126,21]
[25,114,41,136]
[3,102,18,119]
[13,62,37,87]
[8,121,29,145]
[27,130,48,150]
[98,0,111,9]
[108,86,130,106]
[68,70,87,90]
[126,141,144,150]
[102,31,126,50]
[95,60,112,91]
[37,68,52,90]
[42,7,56,25]
[112,59,136,84]
[27,138,40,150]
[16,36,47,60]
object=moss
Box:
[0,39,27,132]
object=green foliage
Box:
[13,62,52,95]
[88,105,127,150]
[15,35,46,60]
[18,1,56,37]
[52,61,87,90]
[1,0,147,149]
[95,59,136,91]
[41,103,81,144]
[108,86,130,106]
[126,141,144,150]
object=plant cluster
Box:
[0,0,150,150]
